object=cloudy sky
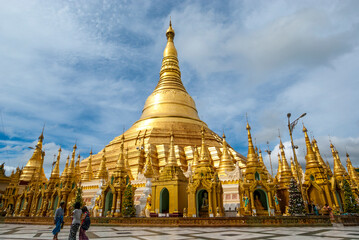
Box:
[1,0,358,177]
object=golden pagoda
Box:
[187,127,223,217]
[79,21,245,214]
[19,130,47,184]
[276,139,293,213]
[301,125,337,210]
[79,21,246,183]
[151,132,188,217]
[238,122,276,216]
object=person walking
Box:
[52,201,65,240]
[79,206,91,240]
[69,202,82,240]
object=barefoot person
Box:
[69,202,82,240]
[79,206,91,240]
[52,201,65,240]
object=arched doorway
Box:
[253,189,268,212]
[335,190,343,211]
[307,185,323,207]
[104,191,113,216]
[53,195,59,211]
[196,189,209,217]
[160,188,169,213]
[36,196,42,212]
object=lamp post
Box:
[287,113,306,201]
[265,141,273,178]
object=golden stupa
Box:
[79,21,246,180]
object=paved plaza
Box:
[1,224,359,240]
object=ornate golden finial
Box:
[218,131,234,175]
[192,146,199,170]
[61,155,70,180]
[278,138,292,183]
[199,126,210,165]
[144,152,154,178]
[82,149,94,181]
[302,124,321,170]
[96,148,108,180]
[246,120,257,166]
[68,144,77,177]
[167,131,178,166]
[50,147,61,179]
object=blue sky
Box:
[1,0,359,177]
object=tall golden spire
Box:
[276,153,282,180]
[117,135,126,170]
[218,133,235,176]
[278,139,293,184]
[82,149,93,181]
[19,130,45,183]
[290,157,298,181]
[302,125,321,169]
[167,131,178,166]
[199,127,210,165]
[346,153,359,184]
[75,154,81,182]
[67,144,77,177]
[246,121,258,167]
[96,149,108,180]
[192,146,199,170]
[50,147,61,179]
[137,21,202,124]
[330,143,347,179]
[61,156,70,181]
[312,138,327,170]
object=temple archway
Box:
[307,185,323,207]
[159,188,169,213]
[196,189,209,217]
[53,195,59,211]
[335,190,343,211]
[36,196,42,212]
[253,189,268,211]
[104,191,113,216]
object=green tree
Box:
[343,179,359,213]
[288,178,306,215]
[122,184,136,217]
[73,187,84,207]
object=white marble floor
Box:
[1,224,359,240]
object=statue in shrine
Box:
[201,192,208,208]
[254,195,264,210]
[243,195,250,212]
[145,194,152,218]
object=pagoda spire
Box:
[246,121,259,167]
[312,138,328,170]
[67,144,77,177]
[290,157,298,180]
[117,135,126,170]
[137,21,202,124]
[346,153,359,184]
[50,147,61,179]
[278,139,293,184]
[276,153,282,180]
[192,146,199,171]
[218,133,235,176]
[167,131,178,166]
[19,130,45,183]
[199,127,210,165]
[302,125,321,169]
[96,149,108,180]
[154,20,185,92]
[75,153,81,182]
[330,143,347,179]
[82,149,93,181]
[61,155,70,181]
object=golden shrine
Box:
[0,22,359,219]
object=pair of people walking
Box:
[52,201,91,240]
